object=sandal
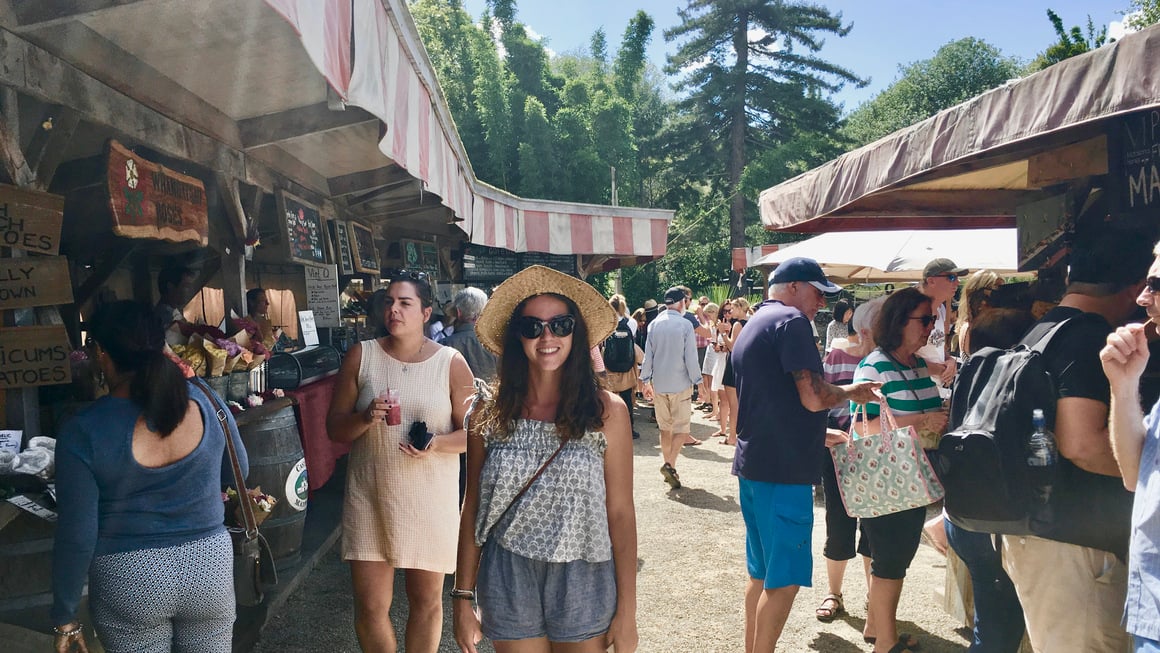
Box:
[815,593,844,622]
[871,634,920,651]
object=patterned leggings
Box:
[89,530,235,653]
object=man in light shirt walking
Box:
[641,287,702,490]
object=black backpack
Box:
[603,318,635,373]
[936,317,1079,534]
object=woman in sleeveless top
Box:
[718,297,750,446]
[453,266,638,653]
[327,273,475,653]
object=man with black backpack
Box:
[997,226,1152,652]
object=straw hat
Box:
[476,265,618,356]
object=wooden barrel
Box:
[236,403,308,570]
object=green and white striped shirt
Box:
[851,348,942,418]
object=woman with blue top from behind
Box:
[52,301,248,653]
[452,265,638,653]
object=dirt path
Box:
[255,402,971,652]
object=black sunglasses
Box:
[517,314,576,339]
[395,269,428,282]
[909,314,938,327]
[1147,276,1160,294]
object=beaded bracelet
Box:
[53,623,83,638]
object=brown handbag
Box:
[192,380,278,606]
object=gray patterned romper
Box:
[474,419,616,642]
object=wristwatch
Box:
[449,588,476,600]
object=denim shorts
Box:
[477,540,617,643]
[1137,636,1160,653]
[739,478,813,589]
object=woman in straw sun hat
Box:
[453,266,638,653]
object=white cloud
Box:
[1109,13,1139,40]
[481,18,556,60]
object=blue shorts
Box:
[477,540,616,643]
[739,478,813,589]
[1137,636,1160,653]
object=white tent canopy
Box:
[752,229,1021,283]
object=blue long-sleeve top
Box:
[51,379,248,625]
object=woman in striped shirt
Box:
[852,287,948,653]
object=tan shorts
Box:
[654,387,692,433]
[1001,535,1129,652]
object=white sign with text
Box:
[298,310,319,347]
[304,264,340,328]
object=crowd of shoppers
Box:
[52,225,1160,653]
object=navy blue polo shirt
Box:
[731,300,827,484]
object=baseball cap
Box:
[923,258,967,278]
[663,287,686,305]
[770,257,841,294]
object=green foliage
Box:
[842,37,1022,147]
[1124,0,1160,30]
[1026,9,1109,73]
[664,0,865,252]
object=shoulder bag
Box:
[192,380,278,606]
[830,393,945,518]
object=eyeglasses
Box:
[394,269,428,282]
[1146,276,1160,294]
[516,314,576,339]
[943,274,959,283]
[909,315,938,327]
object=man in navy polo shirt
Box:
[732,257,880,652]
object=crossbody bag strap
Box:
[190,379,258,538]
[484,437,569,541]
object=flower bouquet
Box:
[223,486,278,527]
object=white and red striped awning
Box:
[265,0,674,261]
[472,184,670,258]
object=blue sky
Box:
[461,0,1134,112]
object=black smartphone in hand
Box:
[408,421,433,450]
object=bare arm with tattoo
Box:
[792,369,881,412]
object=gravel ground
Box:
[255,402,971,652]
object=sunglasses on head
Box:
[1147,276,1160,294]
[909,314,938,327]
[516,314,576,339]
[395,269,428,282]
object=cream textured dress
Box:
[342,339,458,572]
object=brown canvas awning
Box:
[759,24,1160,232]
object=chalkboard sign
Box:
[330,221,355,275]
[349,221,380,274]
[463,245,519,281]
[277,190,327,266]
[1116,107,1160,215]
[522,251,577,276]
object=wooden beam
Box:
[328,165,413,196]
[25,104,80,190]
[16,21,243,149]
[215,173,249,242]
[347,178,418,207]
[1027,135,1109,188]
[238,103,377,148]
[8,0,153,29]
[0,90,34,187]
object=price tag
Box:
[0,430,20,455]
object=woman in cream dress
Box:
[328,273,475,653]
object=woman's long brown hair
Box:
[472,294,605,441]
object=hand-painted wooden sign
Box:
[0,325,72,389]
[106,140,208,244]
[1116,108,1160,215]
[0,184,64,255]
[0,256,73,310]
[277,190,327,266]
